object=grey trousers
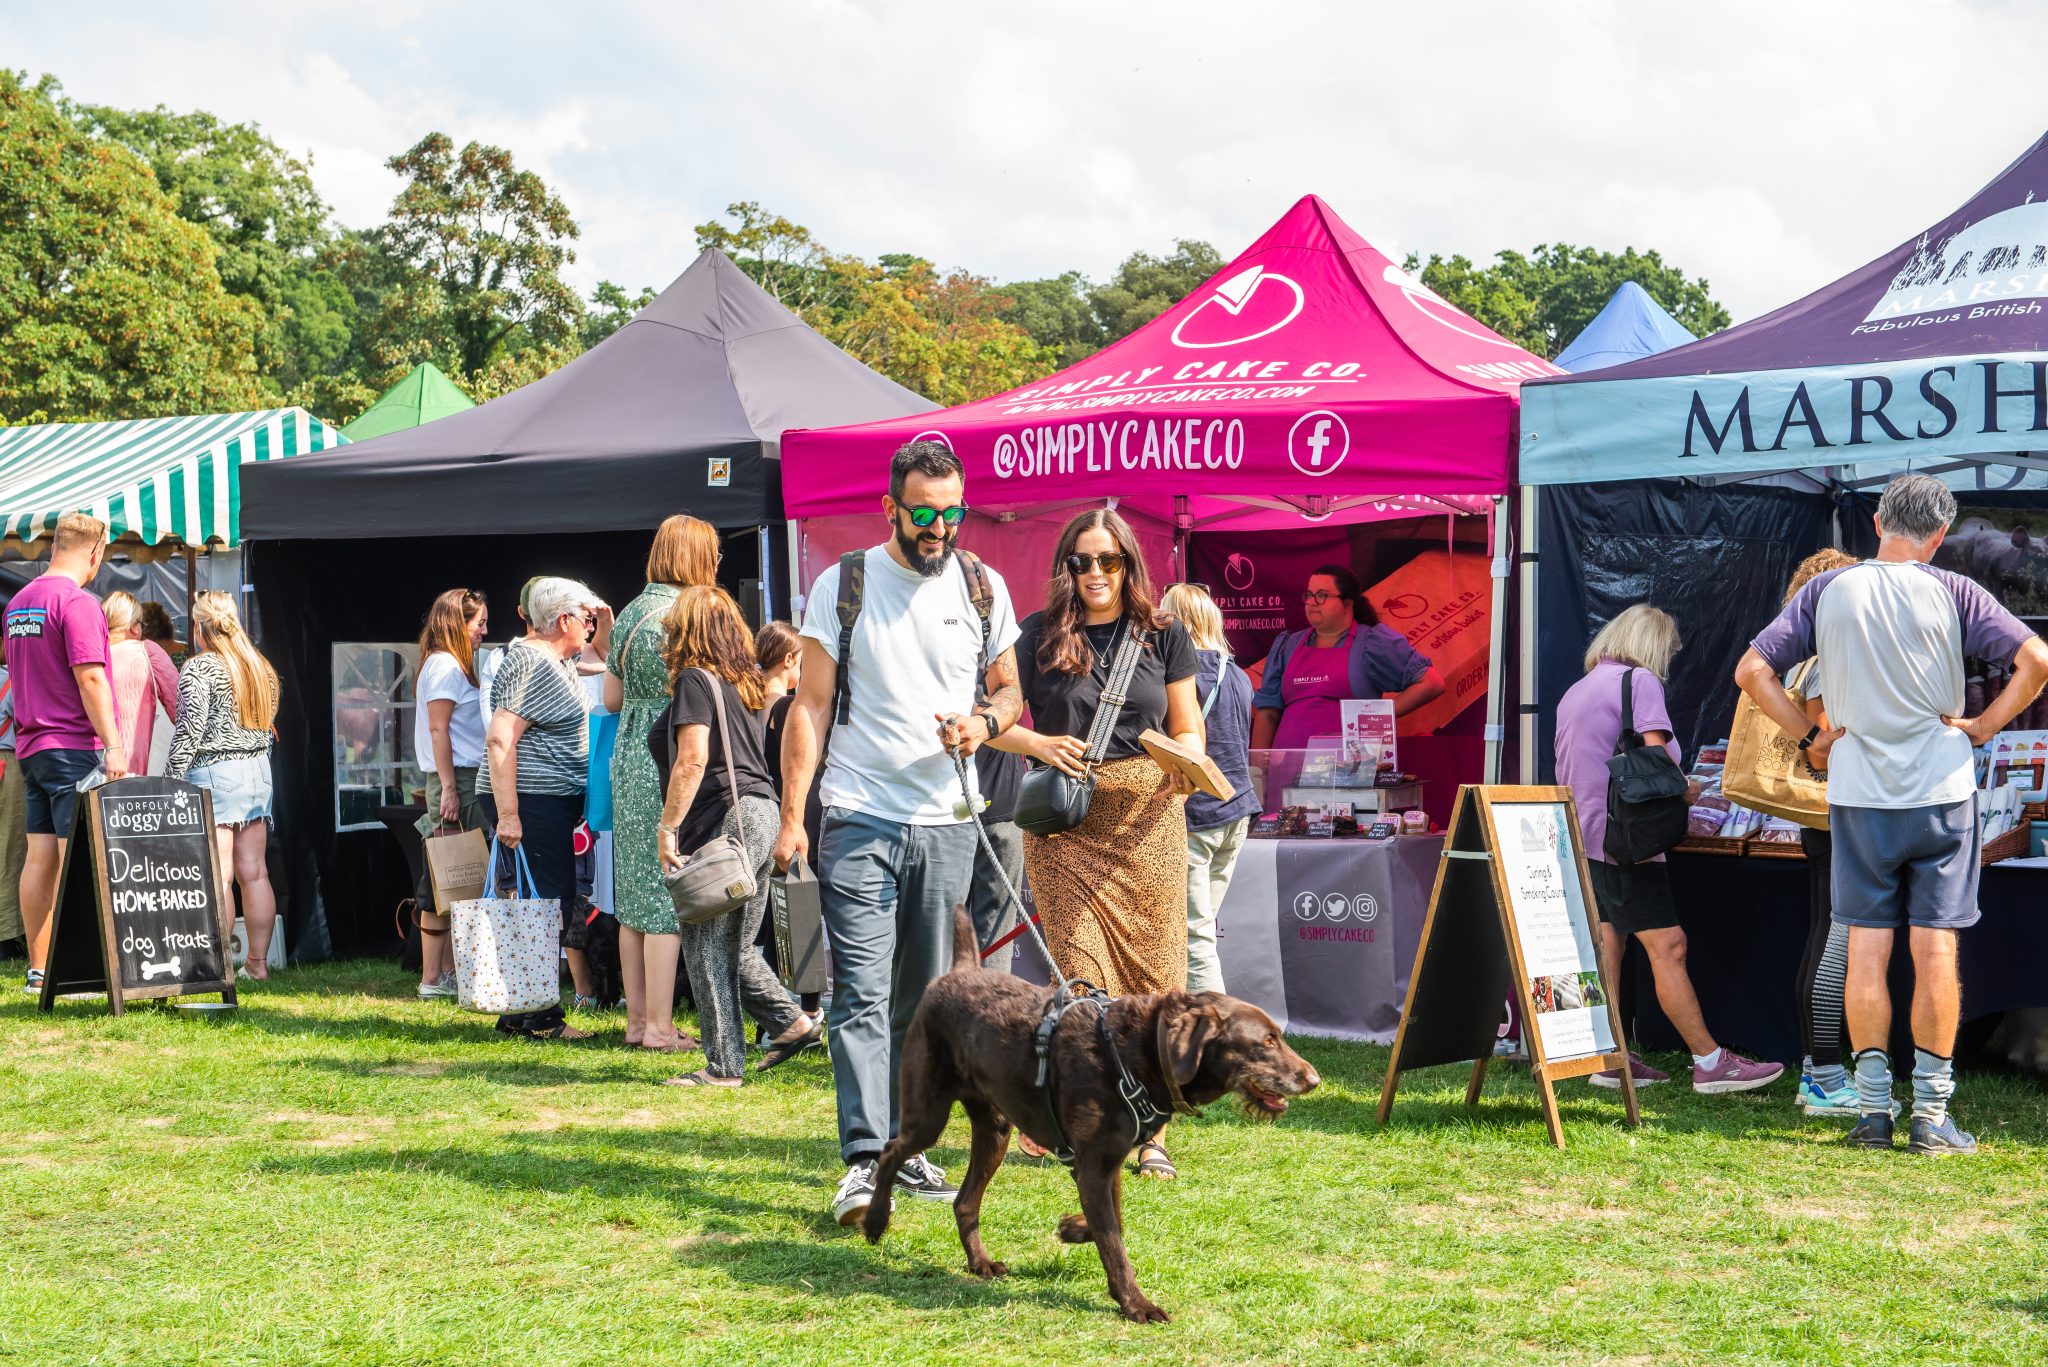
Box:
[1185,815,1249,995]
[967,817,1025,975]
[677,796,802,1078]
[818,807,977,1163]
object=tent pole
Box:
[1484,496,1509,785]
[785,520,805,620]
[755,523,775,623]
[1517,488,1539,786]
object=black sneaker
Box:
[894,1153,959,1203]
[1908,1114,1978,1157]
[1843,1113,1896,1150]
[832,1161,886,1226]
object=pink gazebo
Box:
[781,195,1562,781]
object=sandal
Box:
[1015,1133,1050,1159]
[758,1022,823,1071]
[637,1036,700,1054]
[1134,1140,1177,1181]
[662,1069,742,1089]
[527,1022,592,1041]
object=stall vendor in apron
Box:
[1250,564,1445,765]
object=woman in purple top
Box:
[1554,604,1781,1097]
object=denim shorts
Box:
[18,746,100,836]
[188,755,274,826]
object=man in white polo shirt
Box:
[1737,474,2048,1156]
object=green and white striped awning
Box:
[0,408,347,553]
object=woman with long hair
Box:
[167,592,282,979]
[651,586,816,1085]
[1160,583,1257,995]
[608,515,722,1041]
[754,620,802,704]
[989,508,1204,1178]
[102,592,179,775]
[412,588,489,999]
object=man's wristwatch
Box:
[975,707,1001,741]
[1797,724,1821,751]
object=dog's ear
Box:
[1161,998,1223,1087]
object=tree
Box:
[1403,244,1732,358]
[998,271,1104,368]
[694,202,848,319]
[70,101,332,390]
[821,255,1055,406]
[0,73,263,422]
[1090,239,1224,344]
[379,133,583,378]
[580,280,656,349]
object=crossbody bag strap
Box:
[698,669,747,848]
[1080,627,1147,766]
[1200,657,1233,721]
[1614,666,1638,754]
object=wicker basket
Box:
[1982,824,2031,867]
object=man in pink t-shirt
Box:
[4,513,129,991]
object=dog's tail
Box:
[950,905,980,973]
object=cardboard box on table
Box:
[1365,549,1492,737]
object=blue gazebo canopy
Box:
[1554,281,1697,373]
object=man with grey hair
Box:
[1737,474,2048,1155]
[478,575,608,1040]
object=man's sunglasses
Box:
[902,504,968,528]
[1066,552,1128,575]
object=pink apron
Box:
[1273,626,1355,749]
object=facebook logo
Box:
[1286,410,1349,477]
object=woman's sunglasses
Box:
[903,504,968,528]
[1302,589,1352,605]
[1066,552,1128,575]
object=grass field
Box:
[4,959,2047,1366]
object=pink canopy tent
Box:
[781,195,1563,782]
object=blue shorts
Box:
[19,746,100,836]
[1829,798,1980,931]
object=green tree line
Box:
[0,69,1730,427]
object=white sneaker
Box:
[832,1161,891,1227]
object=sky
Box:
[7,1,2047,326]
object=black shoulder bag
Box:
[1603,666,1690,864]
[1013,625,1146,836]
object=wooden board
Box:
[1376,785,1636,1150]
[1139,728,1234,800]
[39,777,236,1015]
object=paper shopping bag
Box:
[424,826,489,914]
[1722,661,1829,831]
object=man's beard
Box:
[895,522,957,578]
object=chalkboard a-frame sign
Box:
[1376,785,1637,1150]
[38,776,236,1014]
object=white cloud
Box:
[4,0,2045,322]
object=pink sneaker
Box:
[1589,1053,1668,1089]
[1692,1050,1784,1094]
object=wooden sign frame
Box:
[38,781,237,1015]
[1376,784,1637,1149]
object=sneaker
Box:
[1692,1050,1784,1094]
[1908,1114,1978,1157]
[1843,1113,1896,1150]
[1589,1053,1668,1089]
[832,1161,890,1226]
[1799,1077,1899,1119]
[894,1153,960,1203]
[417,977,456,1000]
[23,968,44,995]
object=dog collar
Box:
[1154,1010,1204,1118]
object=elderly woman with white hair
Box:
[477,575,604,1041]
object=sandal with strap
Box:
[636,1035,701,1054]
[758,1022,823,1071]
[1134,1140,1177,1180]
[663,1069,742,1089]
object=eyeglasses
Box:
[1302,590,1352,605]
[903,504,968,528]
[1066,552,1127,575]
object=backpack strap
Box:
[1614,666,1640,755]
[957,550,996,709]
[832,550,866,726]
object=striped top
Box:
[477,638,588,798]
[167,654,274,779]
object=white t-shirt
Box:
[800,545,1022,824]
[414,651,487,772]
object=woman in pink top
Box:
[101,592,180,775]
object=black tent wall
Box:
[1534,480,1837,780]
[251,527,774,960]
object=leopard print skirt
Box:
[1023,754,1188,997]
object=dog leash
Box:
[949,748,1179,1165]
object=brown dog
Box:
[862,908,1320,1323]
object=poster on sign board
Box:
[1490,800,1614,1063]
[1341,699,1397,775]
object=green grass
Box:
[3,959,2047,1366]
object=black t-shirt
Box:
[649,669,777,851]
[762,692,824,855]
[1014,612,1197,762]
[975,744,1026,823]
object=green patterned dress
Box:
[608,583,682,934]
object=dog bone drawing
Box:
[139,957,181,980]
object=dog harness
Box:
[1031,985,1196,1169]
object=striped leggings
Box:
[1798,826,1849,1068]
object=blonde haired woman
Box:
[1161,583,1256,995]
[168,592,282,978]
[1554,603,1780,1096]
[102,592,179,775]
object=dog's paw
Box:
[1120,1296,1170,1325]
[1056,1214,1092,1244]
[967,1257,1009,1280]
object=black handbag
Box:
[1013,625,1146,836]
[1603,666,1690,864]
